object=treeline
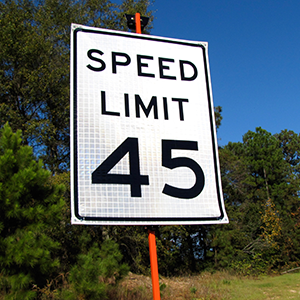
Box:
[1,0,300,299]
[209,128,300,274]
[211,128,300,274]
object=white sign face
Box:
[70,24,228,225]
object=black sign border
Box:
[72,25,226,224]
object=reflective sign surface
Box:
[70,24,228,225]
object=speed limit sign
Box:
[70,24,228,225]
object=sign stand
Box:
[131,12,161,300]
[147,226,161,300]
[135,12,142,34]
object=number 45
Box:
[92,138,205,199]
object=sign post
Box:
[148,227,160,300]
[133,14,161,299]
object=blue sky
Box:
[149,1,300,146]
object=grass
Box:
[227,272,300,300]
[116,271,300,300]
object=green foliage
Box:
[214,106,223,130]
[108,226,150,275]
[156,225,209,275]
[209,127,300,274]
[0,0,154,173]
[0,123,65,299]
[62,240,129,300]
[98,225,210,277]
[230,253,268,276]
[0,125,130,299]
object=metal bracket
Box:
[125,14,149,32]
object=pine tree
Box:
[0,124,65,299]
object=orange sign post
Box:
[134,12,161,300]
[135,12,142,34]
[148,227,161,300]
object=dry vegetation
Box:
[111,271,300,300]
[110,271,232,300]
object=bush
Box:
[61,239,129,299]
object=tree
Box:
[0,123,65,299]
[214,106,223,130]
[274,130,300,268]
[0,0,154,173]
[208,127,300,274]
[207,142,251,270]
